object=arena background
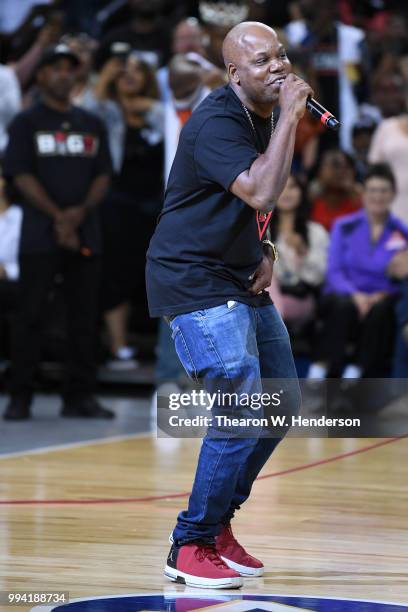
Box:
[0,1,407,611]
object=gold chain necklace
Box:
[241,103,274,140]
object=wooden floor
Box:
[0,435,407,610]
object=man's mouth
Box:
[267,76,286,86]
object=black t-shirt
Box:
[114,124,164,215]
[3,102,112,254]
[146,85,274,318]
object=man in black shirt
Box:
[147,22,312,588]
[3,44,113,421]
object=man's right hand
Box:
[279,73,314,122]
[53,209,81,250]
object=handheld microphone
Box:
[306,97,340,131]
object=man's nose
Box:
[269,58,285,72]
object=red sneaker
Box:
[164,542,243,589]
[216,523,264,576]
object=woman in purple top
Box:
[308,164,408,379]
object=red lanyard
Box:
[256,211,273,240]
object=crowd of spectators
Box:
[0,0,408,419]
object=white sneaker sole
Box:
[220,555,264,576]
[164,565,243,589]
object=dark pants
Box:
[393,279,408,377]
[314,293,396,377]
[0,279,19,360]
[100,192,157,311]
[10,252,101,400]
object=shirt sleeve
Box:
[2,113,36,178]
[325,221,357,295]
[194,115,258,191]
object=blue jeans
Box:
[168,301,301,545]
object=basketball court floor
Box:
[0,392,407,612]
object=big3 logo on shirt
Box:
[35,131,99,156]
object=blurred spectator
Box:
[2,44,113,420]
[0,64,21,154]
[361,71,406,124]
[350,118,376,182]
[164,54,211,182]
[199,0,250,68]
[308,164,408,380]
[247,0,298,27]
[1,16,66,154]
[1,4,64,66]
[368,95,408,223]
[85,53,164,368]
[0,175,21,362]
[267,175,329,330]
[0,175,21,281]
[172,17,206,55]
[285,0,367,152]
[62,0,109,36]
[154,53,212,390]
[364,9,408,77]
[292,112,324,176]
[0,0,53,35]
[61,32,99,106]
[15,19,63,89]
[95,0,171,70]
[310,149,362,232]
[157,17,225,102]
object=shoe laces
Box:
[194,544,229,568]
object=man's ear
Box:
[228,63,240,85]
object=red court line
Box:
[0,435,406,506]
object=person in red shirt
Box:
[310,148,362,231]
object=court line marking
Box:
[1,435,406,506]
[31,590,408,611]
[0,431,149,459]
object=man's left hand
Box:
[249,255,274,295]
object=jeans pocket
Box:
[172,326,199,382]
[200,301,239,319]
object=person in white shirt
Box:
[0,175,22,281]
[267,174,329,329]
[0,65,21,153]
[0,175,22,363]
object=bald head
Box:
[222,21,278,69]
[221,21,291,110]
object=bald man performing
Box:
[146,22,312,589]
